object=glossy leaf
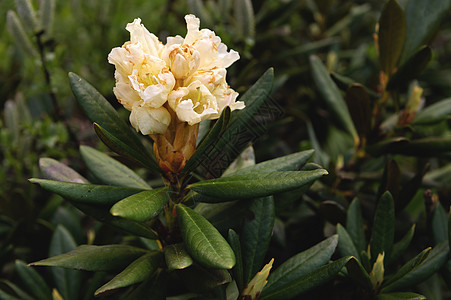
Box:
[413,98,451,125]
[110,188,169,222]
[387,225,416,266]
[370,191,395,261]
[164,243,193,270]
[432,204,448,245]
[242,196,275,283]
[400,0,451,63]
[189,170,328,199]
[39,158,88,183]
[260,256,353,300]
[30,245,148,271]
[227,149,314,176]
[15,260,52,300]
[337,224,360,261]
[29,178,144,206]
[346,198,366,253]
[49,226,81,300]
[310,55,358,144]
[95,251,162,296]
[263,235,338,295]
[378,0,406,76]
[176,204,236,269]
[80,145,151,189]
[228,229,244,292]
[382,241,449,292]
[376,292,426,300]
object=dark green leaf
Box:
[227,150,314,176]
[0,280,34,300]
[346,198,366,253]
[177,264,232,293]
[400,0,451,63]
[345,258,373,291]
[376,292,426,300]
[370,191,395,261]
[413,98,451,125]
[189,170,328,199]
[39,158,88,183]
[387,225,416,266]
[310,55,358,144]
[123,270,165,300]
[176,204,235,269]
[164,244,193,270]
[110,188,169,222]
[95,251,162,296]
[80,145,151,189]
[49,225,81,300]
[221,145,256,177]
[337,224,360,261]
[378,0,406,75]
[29,178,144,206]
[0,289,21,300]
[260,256,353,300]
[15,261,52,300]
[432,204,448,245]
[242,196,275,283]
[234,0,255,39]
[382,241,449,292]
[264,235,338,295]
[384,136,451,156]
[397,165,428,212]
[30,245,148,271]
[228,229,244,292]
[345,84,371,138]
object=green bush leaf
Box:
[124,270,165,300]
[39,0,54,36]
[15,260,52,300]
[14,0,38,33]
[345,84,371,138]
[387,224,416,266]
[68,73,158,172]
[30,245,148,271]
[228,229,244,292]
[176,204,236,269]
[376,292,426,300]
[39,158,88,183]
[234,0,255,39]
[242,196,275,283]
[80,145,151,189]
[400,0,451,64]
[346,198,366,253]
[413,98,451,125]
[6,10,38,57]
[260,256,353,300]
[378,0,406,76]
[382,240,449,292]
[176,264,232,293]
[337,224,360,261]
[94,251,162,296]
[29,178,144,206]
[432,204,448,245]
[189,170,327,199]
[310,55,358,144]
[49,225,81,300]
[345,258,373,290]
[0,280,34,300]
[164,243,193,270]
[263,235,338,296]
[226,149,314,176]
[370,191,395,261]
[110,188,168,222]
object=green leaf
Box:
[387,46,432,90]
[14,0,38,33]
[226,149,314,176]
[346,198,366,253]
[345,258,373,291]
[176,204,236,269]
[182,107,231,175]
[30,245,148,271]
[123,270,165,300]
[378,0,406,75]
[0,289,21,300]
[95,251,162,296]
[29,178,144,206]
[370,191,395,261]
[15,260,52,300]
[310,55,358,144]
[49,226,81,300]
[345,84,371,138]
[176,264,232,293]
[6,10,38,57]
[382,241,449,292]
[164,243,193,270]
[68,73,158,172]
[260,256,353,300]
[39,0,54,36]
[80,145,151,189]
[39,158,88,183]
[337,224,360,261]
[189,170,327,199]
[221,144,256,177]
[389,136,451,156]
[228,229,244,292]
[263,235,338,295]
[376,292,426,300]
[400,0,451,64]
[234,0,255,39]
[432,204,448,245]
[413,98,451,125]
[387,225,416,266]
[242,197,275,283]
[110,188,168,222]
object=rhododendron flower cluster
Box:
[108,15,244,135]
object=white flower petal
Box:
[129,105,171,135]
[126,18,163,57]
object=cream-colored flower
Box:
[129,105,171,135]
